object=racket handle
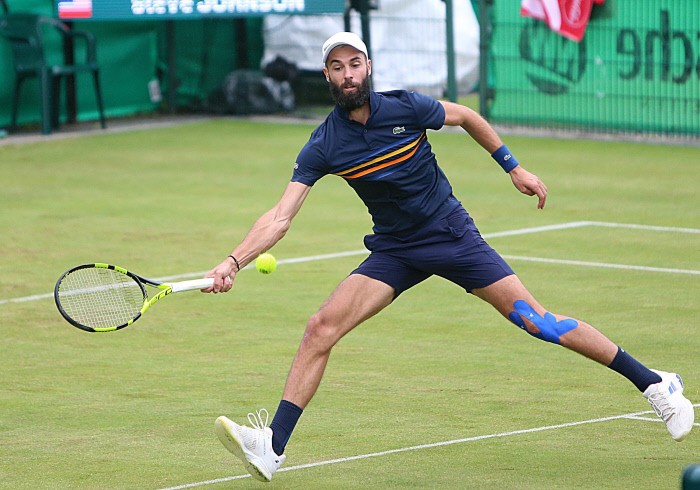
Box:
[171,278,215,293]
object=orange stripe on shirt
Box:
[345,134,425,179]
[334,132,426,177]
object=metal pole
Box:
[63,21,77,124]
[166,20,177,114]
[359,0,372,61]
[478,0,493,119]
[344,2,351,32]
[444,0,457,102]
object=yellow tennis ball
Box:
[255,253,277,274]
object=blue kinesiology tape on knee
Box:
[508,300,578,344]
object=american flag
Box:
[58,0,93,19]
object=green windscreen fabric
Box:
[488,0,700,136]
[0,0,158,126]
[156,17,264,109]
[0,0,264,128]
[73,22,159,120]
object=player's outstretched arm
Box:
[205,181,312,293]
[439,100,547,209]
[440,100,503,152]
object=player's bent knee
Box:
[302,313,341,351]
[507,300,578,344]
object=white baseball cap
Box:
[322,32,368,65]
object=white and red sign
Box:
[58,0,93,19]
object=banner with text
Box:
[489,1,700,136]
[55,0,345,20]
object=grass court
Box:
[1,117,699,489]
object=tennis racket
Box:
[54,263,214,333]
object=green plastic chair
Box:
[0,13,106,134]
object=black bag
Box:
[209,69,295,115]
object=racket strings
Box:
[57,268,145,329]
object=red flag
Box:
[521,0,602,42]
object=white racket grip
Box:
[171,278,215,293]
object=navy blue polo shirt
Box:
[292,90,460,234]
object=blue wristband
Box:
[491,145,519,173]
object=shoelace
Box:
[247,407,282,464]
[247,408,270,430]
[647,392,675,421]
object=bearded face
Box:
[328,68,371,111]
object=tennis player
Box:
[205,32,694,482]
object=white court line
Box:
[586,221,700,234]
[501,255,700,276]
[2,220,698,306]
[481,220,592,238]
[0,221,578,306]
[158,405,700,490]
[625,415,700,425]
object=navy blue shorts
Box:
[351,206,514,297]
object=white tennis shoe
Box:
[215,409,286,482]
[643,370,694,442]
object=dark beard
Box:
[329,75,371,111]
